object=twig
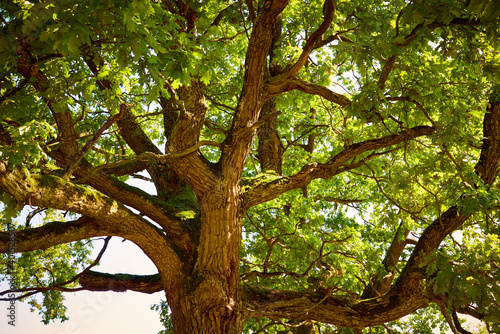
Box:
[0,235,112,301]
[64,104,130,179]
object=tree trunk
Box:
[167,281,244,334]
[165,188,245,333]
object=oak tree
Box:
[1,0,500,333]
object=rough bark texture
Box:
[168,189,244,333]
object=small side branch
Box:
[0,236,112,301]
[64,103,129,179]
[281,0,336,79]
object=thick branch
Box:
[393,90,500,292]
[264,18,481,106]
[99,159,149,176]
[244,0,256,22]
[257,100,284,174]
[257,19,285,175]
[455,305,485,322]
[0,165,139,226]
[164,80,217,195]
[243,125,435,209]
[118,107,183,198]
[83,51,182,198]
[79,271,162,294]
[49,150,188,240]
[378,55,396,91]
[475,88,500,185]
[245,283,429,328]
[53,89,199,260]
[83,54,145,152]
[14,44,186,249]
[0,164,184,287]
[220,0,288,182]
[264,77,351,107]
[313,29,357,50]
[0,216,104,253]
[209,4,236,27]
[362,222,410,298]
[82,50,114,91]
[15,40,80,165]
[452,310,473,334]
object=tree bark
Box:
[165,188,246,333]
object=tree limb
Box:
[99,159,150,177]
[243,125,436,209]
[475,87,500,185]
[455,305,485,321]
[45,152,193,257]
[208,4,236,27]
[15,40,80,165]
[0,216,105,254]
[80,140,222,180]
[313,28,357,50]
[220,0,288,181]
[163,79,218,195]
[452,309,473,334]
[79,271,162,294]
[362,222,410,298]
[83,50,182,199]
[244,0,256,22]
[0,164,185,288]
[264,77,351,107]
[388,90,500,307]
[14,43,186,249]
[279,0,336,79]
[378,55,396,91]
[244,283,429,328]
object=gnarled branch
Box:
[0,164,185,286]
[79,271,162,294]
[244,283,429,328]
[243,125,436,209]
[0,216,105,254]
[264,77,351,107]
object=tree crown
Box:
[1,0,500,333]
